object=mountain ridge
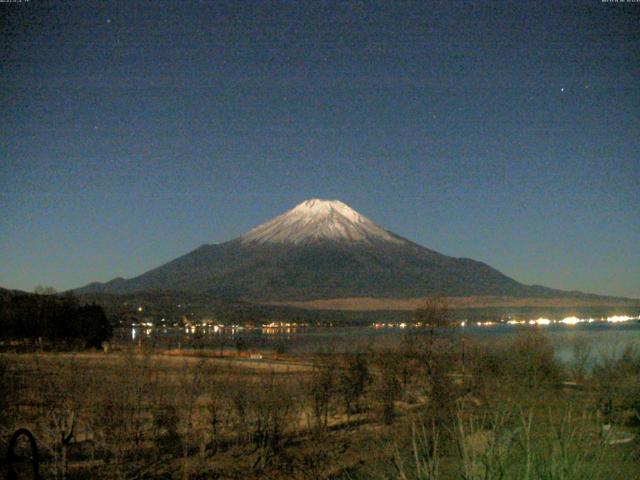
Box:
[75,199,626,302]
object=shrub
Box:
[509,328,561,390]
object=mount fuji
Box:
[240,199,405,245]
[77,199,590,301]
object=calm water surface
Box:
[121,320,640,366]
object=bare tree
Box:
[34,285,58,295]
[412,295,451,351]
[376,350,401,424]
[339,350,372,416]
[176,359,207,480]
[308,355,336,430]
[229,371,300,469]
[33,355,86,479]
[570,336,592,383]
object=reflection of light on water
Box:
[178,323,254,336]
[262,327,297,335]
[261,321,302,335]
[131,326,152,340]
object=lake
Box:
[119,315,640,366]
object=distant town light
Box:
[606,315,635,323]
[530,318,551,326]
[560,316,582,325]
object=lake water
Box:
[120,318,640,366]
[464,321,640,365]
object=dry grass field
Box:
[268,295,638,311]
[2,329,640,479]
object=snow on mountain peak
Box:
[291,199,361,221]
[240,199,404,245]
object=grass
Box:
[2,328,640,479]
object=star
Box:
[106,19,112,24]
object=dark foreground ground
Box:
[2,329,640,479]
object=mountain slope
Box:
[76,199,600,301]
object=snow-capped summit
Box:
[240,199,405,245]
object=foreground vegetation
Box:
[2,328,640,479]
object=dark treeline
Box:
[0,292,112,348]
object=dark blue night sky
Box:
[1,1,638,297]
